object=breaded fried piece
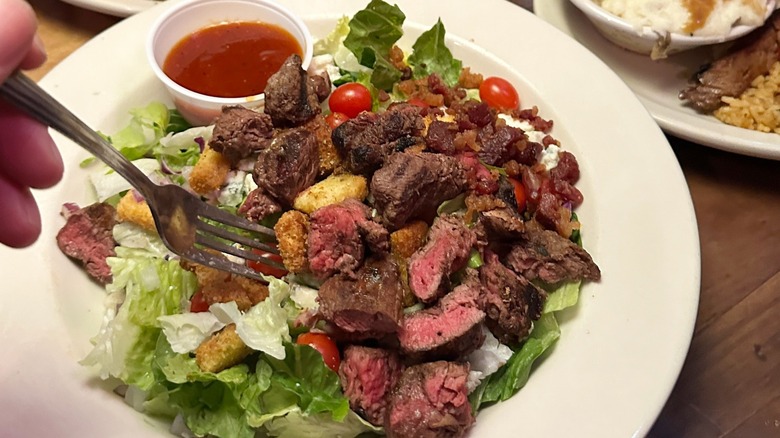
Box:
[189,147,231,194]
[181,258,269,311]
[390,220,429,306]
[116,191,155,231]
[303,115,342,176]
[458,67,483,89]
[293,173,368,214]
[274,210,309,273]
[195,324,252,373]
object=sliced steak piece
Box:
[253,126,319,207]
[307,199,389,279]
[263,54,322,127]
[679,12,780,113]
[339,345,403,426]
[480,207,525,239]
[385,361,474,438]
[332,104,425,175]
[317,256,404,340]
[56,202,117,284]
[399,274,485,361]
[408,215,476,303]
[478,252,546,344]
[505,222,601,284]
[208,106,274,165]
[237,187,281,223]
[371,152,468,229]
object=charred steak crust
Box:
[385,361,474,438]
[317,256,404,340]
[408,215,476,303]
[253,126,319,207]
[263,54,322,127]
[56,202,118,284]
[505,223,601,284]
[478,252,547,344]
[332,104,425,175]
[339,345,403,426]
[208,105,274,165]
[371,152,469,229]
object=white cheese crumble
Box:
[498,113,560,170]
[466,327,514,392]
[308,54,343,84]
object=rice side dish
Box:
[715,61,780,132]
[598,0,768,36]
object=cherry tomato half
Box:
[296,332,341,372]
[325,112,350,130]
[479,76,520,111]
[329,83,372,118]
[509,177,527,212]
[247,247,288,278]
[190,290,210,313]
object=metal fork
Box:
[0,71,283,282]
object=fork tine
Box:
[196,219,280,255]
[183,248,266,283]
[195,233,287,271]
[197,203,276,238]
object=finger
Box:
[19,34,47,70]
[0,101,64,189]
[0,0,39,81]
[0,173,41,248]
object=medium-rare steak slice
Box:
[408,215,476,303]
[371,152,468,229]
[317,256,404,340]
[385,361,474,438]
[478,252,547,344]
[331,103,425,175]
[339,345,403,426]
[263,54,324,127]
[237,187,281,223]
[399,273,485,361]
[505,222,601,284]
[307,199,389,279]
[56,202,117,284]
[679,12,780,113]
[208,105,273,165]
[253,126,319,207]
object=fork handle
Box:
[0,71,156,196]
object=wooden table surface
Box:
[25,0,780,436]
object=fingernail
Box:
[32,33,47,60]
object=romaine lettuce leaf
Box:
[343,0,405,90]
[543,281,582,314]
[408,19,462,87]
[264,408,383,438]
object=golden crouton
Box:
[302,115,341,176]
[274,210,309,273]
[390,220,429,306]
[195,324,252,373]
[293,173,368,214]
[189,147,230,194]
[116,191,156,231]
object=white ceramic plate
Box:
[59,0,158,17]
[0,0,700,437]
[537,0,780,160]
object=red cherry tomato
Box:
[247,247,288,278]
[509,177,527,212]
[189,291,210,313]
[325,112,349,129]
[479,76,520,111]
[296,332,341,372]
[329,83,372,118]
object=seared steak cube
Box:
[263,54,323,127]
[339,345,403,426]
[237,187,281,223]
[385,361,474,438]
[253,126,319,207]
[56,202,117,284]
[208,105,273,165]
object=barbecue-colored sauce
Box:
[682,0,717,33]
[163,21,303,98]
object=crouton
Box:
[390,220,429,307]
[195,324,252,373]
[293,173,368,214]
[274,210,309,273]
[181,257,269,311]
[189,147,230,194]
[116,191,156,231]
[303,115,342,176]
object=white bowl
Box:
[147,0,313,126]
[569,0,776,59]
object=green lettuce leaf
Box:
[264,408,383,438]
[543,281,582,314]
[408,19,462,87]
[343,0,405,90]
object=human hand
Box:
[0,0,64,248]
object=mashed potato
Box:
[599,0,768,37]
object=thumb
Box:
[0,0,40,82]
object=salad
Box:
[57,1,601,437]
